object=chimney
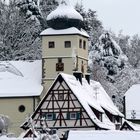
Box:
[73,72,82,84]
[85,73,90,84]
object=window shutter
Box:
[67,113,70,120]
[53,113,56,120]
[77,112,80,120]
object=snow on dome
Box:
[47,0,83,21]
[47,0,83,29]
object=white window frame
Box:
[46,113,53,120]
[65,41,71,48]
[70,112,77,120]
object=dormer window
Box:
[65,41,71,48]
[90,105,102,121]
[48,41,55,48]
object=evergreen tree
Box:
[40,0,58,19]
[89,32,127,82]
[128,35,140,68]
[0,0,59,60]
[0,0,42,60]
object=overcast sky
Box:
[71,0,140,36]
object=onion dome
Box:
[47,0,83,29]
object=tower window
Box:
[56,58,64,71]
[83,40,86,50]
[79,39,82,48]
[65,41,71,48]
[48,41,55,48]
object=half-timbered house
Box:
[21,73,123,138]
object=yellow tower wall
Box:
[41,34,88,92]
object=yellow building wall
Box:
[42,35,79,57]
[0,97,39,136]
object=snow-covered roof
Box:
[90,81,123,117]
[47,0,83,21]
[68,130,140,140]
[0,60,43,97]
[59,73,123,129]
[40,27,89,38]
[125,84,140,119]
[125,84,140,97]
[61,73,123,115]
[121,119,140,131]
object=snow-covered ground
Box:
[68,130,140,140]
[0,136,30,140]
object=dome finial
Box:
[60,0,70,6]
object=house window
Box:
[46,113,56,120]
[79,39,82,48]
[56,58,64,71]
[67,112,80,120]
[83,40,86,50]
[48,41,55,48]
[65,41,71,48]
[18,105,25,113]
[70,113,77,119]
[58,94,64,100]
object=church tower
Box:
[40,0,89,91]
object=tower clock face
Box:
[56,63,64,71]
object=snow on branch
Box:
[89,32,127,82]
